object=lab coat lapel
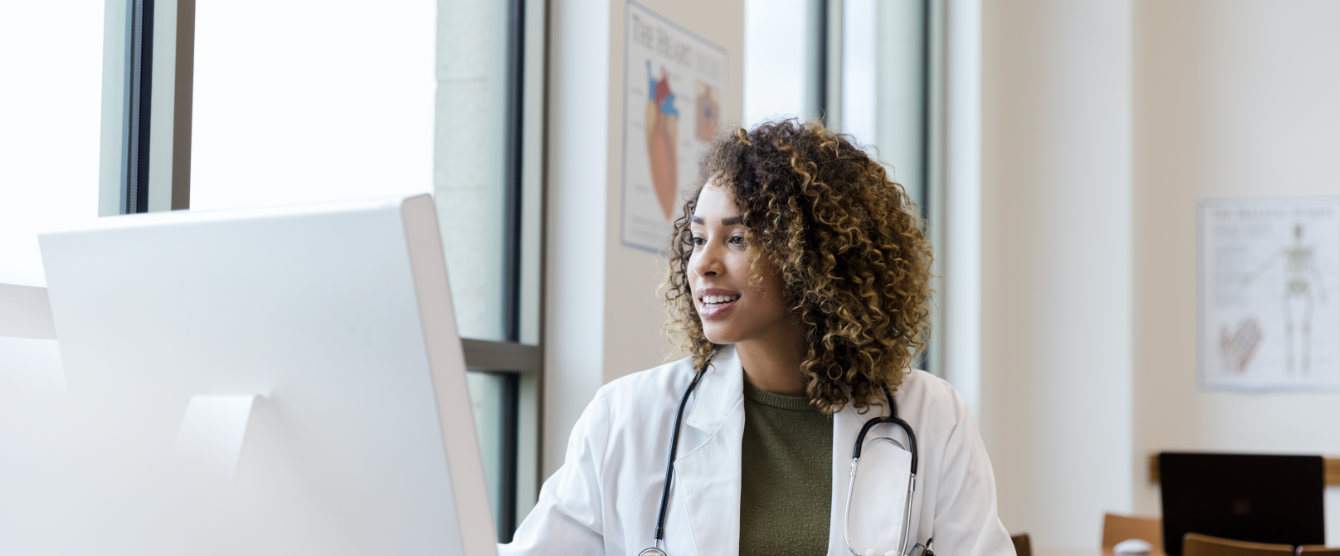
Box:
[827,400,913,556]
[674,347,745,556]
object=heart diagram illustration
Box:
[645,62,679,221]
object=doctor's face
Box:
[687,184,793,346]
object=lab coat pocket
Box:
[845,431,912,556]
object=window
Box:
[840,0,929,214]
[190,3,436,212]
[743,0,811,127]
[98,0,546,541]
[0,1,105,288]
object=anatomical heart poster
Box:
[1199,197,1340,391]
[622,1,727,252]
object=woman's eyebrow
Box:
[689,216,743,225]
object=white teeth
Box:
[702,294,740,304]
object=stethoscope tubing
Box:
[642,364,707,556]
[852,386,918,474]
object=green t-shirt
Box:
[739,381,834,556]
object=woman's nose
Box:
[691,242,724,277]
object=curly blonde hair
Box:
[662,119,934,415]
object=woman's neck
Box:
[735,318,807,396]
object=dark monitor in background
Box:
[1159,452,1325,555]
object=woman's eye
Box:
[689,236,706,247]
[729,236,745,245]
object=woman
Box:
[501,120,1011,556]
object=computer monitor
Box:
[1159,452,1325,555]
[31,195,496,556]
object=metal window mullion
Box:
[498,371,520,541]
[522,0,550,531]
[168,0,195,211]
[502,0,527,345]
[825,0,843,128]
[918,0,933,223]
[495,0,530,539]
[461,339,541,373]
[924,0,947,377]
[126,0,154,214]
[806,0,828,123]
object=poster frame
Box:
[1197,195,1340,393]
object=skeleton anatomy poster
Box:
[1199,198,1340,391]
[621,1,727,252]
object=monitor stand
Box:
[174,394,259,483]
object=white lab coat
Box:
[501,346,1012,556]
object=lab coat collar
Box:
[675,345,746,556]
[682,345,744,437]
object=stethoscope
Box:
[639,362,935,556]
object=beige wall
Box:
[1132,0,1340,533]
[544,0,745,477]
[975,0,1340,548]
[979,0,1135,547]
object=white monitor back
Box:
[34,195,496,556]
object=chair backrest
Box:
[1182,533,1293,556]
[1011,533,1032,556]
[1102,513,1163,550]
[1296,546,1340,555]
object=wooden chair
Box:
[1181,533,1293,556]
[1011,532,1032,556]
[1101,513,1163,552]
[1296,547,1340,555]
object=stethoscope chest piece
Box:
[638,548,668,556]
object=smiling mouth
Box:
[697,293,741,318]
[700,294,741,306]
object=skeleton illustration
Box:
[1243,224,1328,373]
